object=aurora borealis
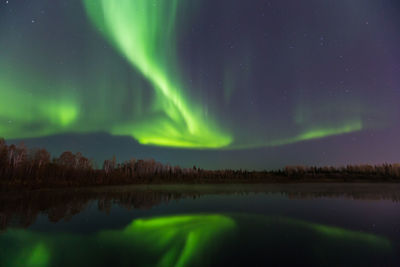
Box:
[84,0,232,148]
[1,0,400,168]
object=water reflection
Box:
[99,215,236,266]
[0,214,395,266]
[1,184,400,230]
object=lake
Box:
[1,183,399,266]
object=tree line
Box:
[0,138,399,188]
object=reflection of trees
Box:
[0,188,197,230]
[1,184,399,230]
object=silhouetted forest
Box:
[0,138,399,188]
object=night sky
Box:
[1,0,399,169]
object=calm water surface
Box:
[0,184,399,266]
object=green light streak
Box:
[298,122,362,140]
[231,120,362,149]
[83,0,232,148]
[292,120,362,143]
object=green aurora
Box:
[1,0,390,150]
[83,0,232,149]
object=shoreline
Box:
[1,176,399,192]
